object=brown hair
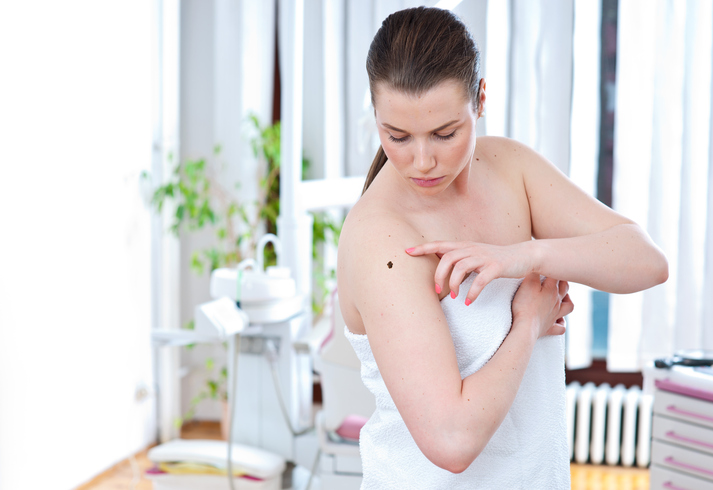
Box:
[361,7,482,195]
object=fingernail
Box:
[405,247,415,253]
[435,283,441,294]
[450,290,456,299]
[465,298,471,306]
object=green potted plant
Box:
[145,114,342,434]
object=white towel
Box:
[345,274,570,489]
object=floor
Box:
[76,421,650,490]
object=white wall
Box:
[0,1,156,488]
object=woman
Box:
[336,6,667,489]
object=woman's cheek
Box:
[383,142,407,166]
[452,134,474,161]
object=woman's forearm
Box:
[436,318,538,473]
[531,223,668,293]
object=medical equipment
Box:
[147,439,285,489]
[310,295,375,489]
[654,349,713,369]
[150,234,313,489]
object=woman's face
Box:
[373,79,480,195]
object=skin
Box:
[336,79,667,473]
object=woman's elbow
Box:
[435,448,482,474]
[648,248,669,287]
[422,434,483,474]
[657,255,669,285]
[442,456,477,474]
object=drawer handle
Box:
[666,404,713,423]
[664,456,713,477]
[663,482,690,490]
[665,430,713,450]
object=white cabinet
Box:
[644,366,713,490]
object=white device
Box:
[150,234,310,490]
[195,297,249,340]
[210,264,297,304]
[209,234,303,324]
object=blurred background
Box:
[1,0,712,488]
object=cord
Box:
[226,333,242,490]
[264,339,312,437]
[305,448,321,490]
[224,334,312,490]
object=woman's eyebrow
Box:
[382,119,460,133]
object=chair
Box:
[310,292,375,489]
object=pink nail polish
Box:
[465,298,471,306]
[450,290,456,299]
[405,247,415,253]
[435,284,441,294]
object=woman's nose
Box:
[413,141,436,172]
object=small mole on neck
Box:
[387,261,393,269]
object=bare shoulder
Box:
[337,194,442,334]
[475,135,542,173]
[476,137,631,239]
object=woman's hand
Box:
[405,241,537,305]
[512,274,573,339]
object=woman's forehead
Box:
[374,80,473,131]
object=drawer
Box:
[654,415,713,456]
[655,390,713,430]
[650,464,713,490]
[652,440,713,483]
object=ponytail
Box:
[362,145,388,195]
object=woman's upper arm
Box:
[510,139,632,239]
[342,220,464,458]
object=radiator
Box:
[566,382,654,468]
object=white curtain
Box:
[467,0,598,370]
[609,0,713,371]
[495,0,599,370]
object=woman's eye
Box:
[388,134,409,143]
[435,131,456,141]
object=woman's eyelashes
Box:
[388,134,409,143]
[387,131,457,144]
[435,131,457,141]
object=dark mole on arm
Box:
[387,261,393,269]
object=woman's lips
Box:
[412,176,445,187]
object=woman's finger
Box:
[437,248,481,293]
[560,294,574,317]
[558,280,569,297]
[405,241,463,257]
[446,255,483,299]
[464,267,500,305]
[542,276,558,292]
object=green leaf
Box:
[208,380,219,398]
[190,252,204,276]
